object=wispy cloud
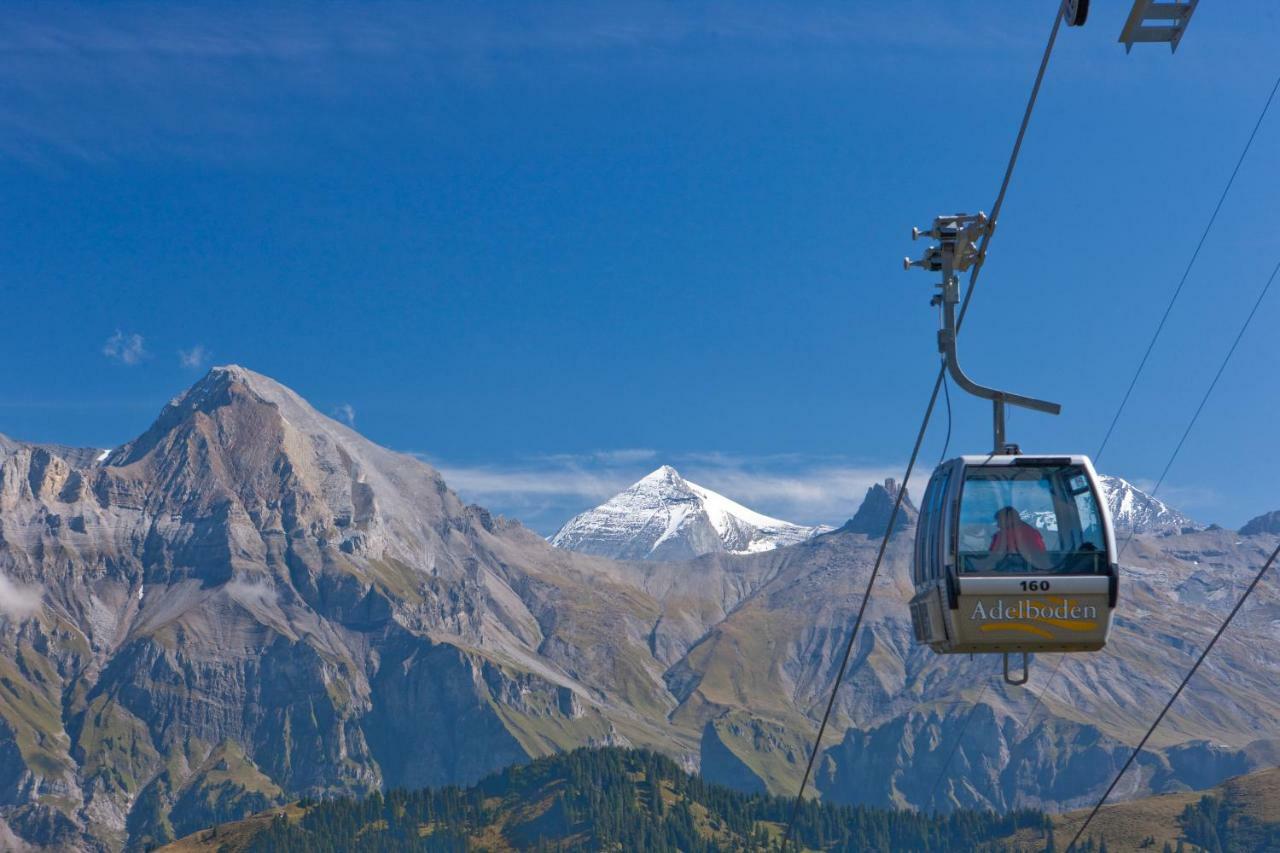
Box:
[0,2,1027,166]
[178,344,211,369]
[1122,477,1221,517]
[333,403,356,426]
[542,448,658,465]
[224,577,278,611]
[102,329,147,365]
[0,573,42,620]
[431,449,902,532]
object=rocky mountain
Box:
[0,366,1277,852]
[1099,475,1199,533]
[1240,510,1280,537]
[838,478,915,535]
[0,367,687,850]
[549,465,830,561]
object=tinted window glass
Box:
[930,469,950,578]
[957,464,1106,574]
[914,473,938,584]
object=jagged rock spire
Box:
[841,478,917,535]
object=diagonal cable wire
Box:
[780,371,942,851]
[937,369,953,466]
[780,4,1069,847]
[924,682,990,810]
[1065,539,1280,852]
[1118,258,1280,554]
[1094,74,1280,464]
[1015,256,1280,746]
[1011,76,1280,741]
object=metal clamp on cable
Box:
[905,212,1060,453]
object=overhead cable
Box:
[1065,538,1280,852]
[1014,75,1280,741]
[781,3,1070,847]
[1012,256,1280,766]
[1095,74,1280,464]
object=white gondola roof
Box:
[951,454,1096,467]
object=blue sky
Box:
[2,1,1278,534]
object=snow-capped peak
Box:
[1099,475,1197,533]
[550,466,830,561]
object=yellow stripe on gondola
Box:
[978,623,1055,639]
[1032,618,1098,631]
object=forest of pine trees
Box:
[1175,792,1280,853]
[225,746,1054,852]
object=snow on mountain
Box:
[550,465,831,561]
[1099,475,1198,533]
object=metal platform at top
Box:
[1119,0,1200,53]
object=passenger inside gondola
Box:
[958,464,1107,574]
[990,506,1047,561]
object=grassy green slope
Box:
[1005,766,1280,852]
[159,746,1049,852]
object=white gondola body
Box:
[910,454,1118,655]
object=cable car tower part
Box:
[905,212,1061,454]
[1119,0,1199,53]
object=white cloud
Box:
[433,450,905,529]
[333,403,356,426]
[178,344,211,369]
[224,577,278,611]
[102,330,147,365]
[0,3,1028,167]
[0,573,43,620]
[437,465,628,501]
[541,448,658,465]
[680,464,903,518]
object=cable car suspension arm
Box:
[906,212,1061,452]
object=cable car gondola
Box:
[909,454,1118,683]
[904,213,1120,684]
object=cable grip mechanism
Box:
[905,212,1061,453]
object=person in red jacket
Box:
[988,506,1047,569]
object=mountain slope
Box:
[1004,765,1280,852]
[550,465,829,561]
[0,367,692,850]
[158,747,1050,852]
[1100,475,1198,532]
[1,366,1276,851]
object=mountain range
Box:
[0,366,1276,852]
[549,465,830,561]
[550,467,1196,564]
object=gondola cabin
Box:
[910,454,1118,657]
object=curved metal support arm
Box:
[938,329,1062,415]
[937,275,1060,451]
[905,212,1061,453]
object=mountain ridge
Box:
[549,464,830,561]
[1,366,1277,851]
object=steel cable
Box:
[1019,256,1280,740]
[1094,74,1280,464]
[780,3,1069,846]
[1065,539,1280,852]
[995,73,1280,757]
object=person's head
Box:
[995,506,1020,527]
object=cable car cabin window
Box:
[957,465,1106,575]
[915,472,938,584]
[928,469,950,580]
[914,468,951,584]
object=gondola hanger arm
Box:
[905,212,1061,453]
